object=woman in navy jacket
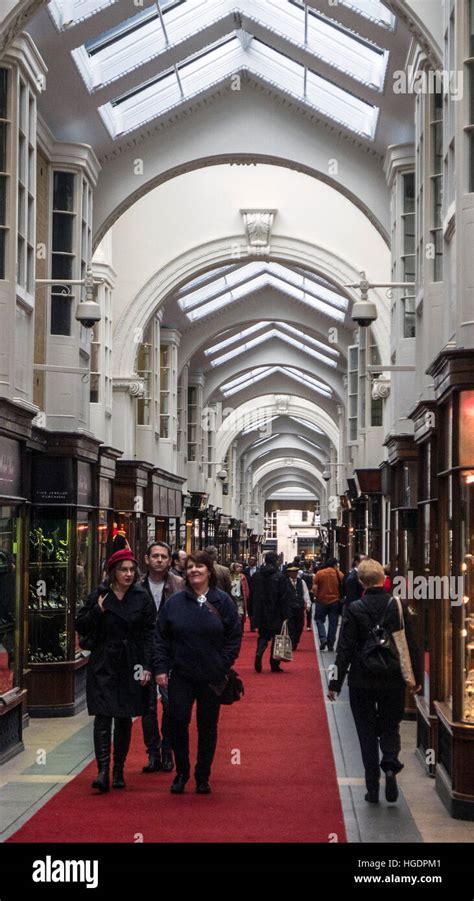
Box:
[154,549,242,795]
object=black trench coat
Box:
[75,582,155,718]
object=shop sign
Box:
[0,436,21,497]
[32,457,74,504]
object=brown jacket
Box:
[214,562,232,597]
[312,567,343,605]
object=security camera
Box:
[351,300,377,328]
[322,468,331,482]
[217,469,228,481]
[75,300,101,329]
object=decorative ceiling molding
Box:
[240,209,276,252]
[0,0,46,53]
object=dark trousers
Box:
[349,682,406,793]
[314,601,340,647]
[287,607,305,650]
[168,672,221,782]
[256,628,281,670]
[141,681,171,755]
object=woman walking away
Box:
[230,562,249,629]
[154,550,242,795]
[75,549,155,793]
[328,559,421,804]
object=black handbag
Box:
[204,599,244,705]
[209,668,245,705]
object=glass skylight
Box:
[204,321,339,360]
[209,327,338,368]
[241,415,278,436]
[297,434,323,451]
[48,0,117,30]
[74,0,387,93]
[249,434,280,449]
[291,416,324,435]
[178,263,348,323]
[98,33,378,139]
[339,0,395,30]
[221,366,332,397]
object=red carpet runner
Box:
[9,627,346,843]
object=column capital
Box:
[160,328,181,346]
[113,376,145,397]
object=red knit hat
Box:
[107,549,137,571]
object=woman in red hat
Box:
[75,549,155,793]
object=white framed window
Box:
[17,77,36,300]
[430,88,443,282]
[50,170,76,336]
[187,385,198,462]
[401,171,416,338]
[136,321,153,426]
[347,344,358,443]
[0,68,9,281]
[160,343,170,438]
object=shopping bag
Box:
[273,620,293,661]
[392,597,416,688]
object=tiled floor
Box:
[1,634,473,843]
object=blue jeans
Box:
[314,601,340,648]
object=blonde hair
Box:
[358,558,385,588]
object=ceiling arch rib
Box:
[214,382,339,423]
[244,439,328,471]
[216,395,340,461]
[252,457,327,494]
[236,415,331,459]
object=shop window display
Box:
[28,511,70,663]
[0,507,19,694]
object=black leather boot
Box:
[112,718,132,788]
[161,749,174,772]
[142,751,163,773]
[92,715,112,793]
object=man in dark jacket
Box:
[328,559,422,805]
[205,545,232,596]
[250,551,290,672]
[342,554,366,606]
[285,563,309,650]
[141,541,184,773]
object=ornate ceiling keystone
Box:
[240,209,277,252]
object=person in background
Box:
[342,555,366,607]
[328,559,422,805]
[250,551,291,673]
[75,549,155,793]
[243,556,258,583]
[230,562,249,630]
[383,564,392,595]
[285,563,311,650]
[205,545,233,596]
[141,541,184,774]
[301,559,315,630]
[170,549,187,579]
[154,550,242,795]
[312,558,344,651]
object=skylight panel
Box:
[221,366,273,392]
[249,434,279,449]
[178,262,264,312]
[48,0,118,29]
[339,0,395,30]
[204,323,269,355]
[84,0,182,55]
[279,323,339,358]
[297,434,323,451]
[221,367,280,397]
[266,0,388,89]
[284,366,332,396]
[241,415,278,435]
[209,328,338,367]
[98,28,379,140]
[291,416,324,434]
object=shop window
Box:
[17,78,35,299]
[461,474,474,722]
[90,321,100,403]
[0,507,20,694]
[468,0,474,192]
[28,511,71,663]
